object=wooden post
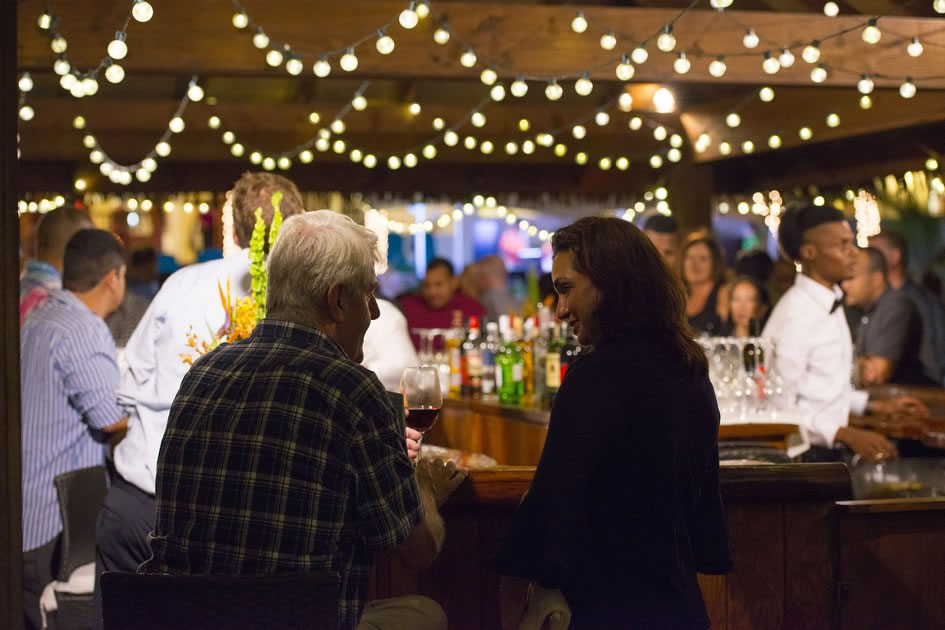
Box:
[1,0,24,627]
[667,158,714,236]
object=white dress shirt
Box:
[361,299,419,392]
[115,251,253,494]
[762,273,868,448]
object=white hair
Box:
[266,210,382,325]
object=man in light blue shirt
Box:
[21,229,128,630]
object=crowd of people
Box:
[17,173,944,627]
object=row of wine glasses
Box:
[698,336,787,422]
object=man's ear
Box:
[325,282,346,323]
[799,242,816,264]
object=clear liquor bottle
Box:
[445,310,464,398]
[461,316,483,399]
[481,322,500,400]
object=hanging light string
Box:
[78,76,203,185]
[229,0,427,76]
[37,1,155,98]
[18,73,35,123]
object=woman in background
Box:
[723,275,770,337]
[683,236,730,335]
[495,217,732,629]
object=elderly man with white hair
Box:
[140,211,465,630]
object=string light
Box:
[811,64,828,83]
[862,19,881,45]
[726,113,741,128]
[471,112,486,127]
[653,87,675,113]
[673,52,691,74]
[857,74,874,94]
[545,79,563,101]
[352,95,368,111]
[572,125,587,140]
[778,48,795,68]
[762,52,780,74]
[285,55,304,75]
[859,95,873,109]
[759,86,775,102]
[571,11,588,34]
[743,28,759,49]
[340,48,358,72]
[490,84,506,101]
[907,37,923,57]
[631,46,648,64]
[510,78,529,97]
[802,42,821,64]
[107,32,128,60]
[460,49,477,68]
[480,66,498,86]
[742,140,755,153]
[719,142,731,155]
[574,74,594,95]
[618,92,633,111]
[656,25,676,52]
[615,56,635,81]
[826,112,840,127]
[595,112,610,126]
[266,48,284,67]
[132,0,154,23]
[232,10,249,29]
[653,126,667,141]
[434,25,450,44]
[900,77,916,98]
[408,102,421,115]
[936,0,945,14]
[253,28,270,49]
[376,31,396,55]
[823,2,839,17]
[600,31,617,51]
[709,56,727,77]
[399,2,419,29]
[768,135,782,149]
[433,117,445,130]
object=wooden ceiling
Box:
[15,0,945,200]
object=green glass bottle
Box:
[496,322,524,405]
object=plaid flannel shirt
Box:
[142,319,422,629]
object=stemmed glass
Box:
[400,366,443,454]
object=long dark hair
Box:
[551,217,707,374]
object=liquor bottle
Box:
[531,313,548,409]
[446,310,463,398]
[560,322,580,382]
[496,326,524,405]
[481,322,500,400]
[515,316,535,407]
[544,322,563,408]
[461,316,483,399]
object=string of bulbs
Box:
[37,0,156,98]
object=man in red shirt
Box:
[400,258,486,349]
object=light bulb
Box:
[710,0,733,7]
[799,126,813,140]
[315,138,330,152]
[726,113,741,128]
[653,87,675,113]
[768,135,782,149]
[108,170,123,184]
[673,52,691,74]
[340,48,358,72]
[600,31,617,50]
[595,112,610,126]
[208,115,221,129]
[253,28,269,49]
[416,1,430,19]
[444,131,459,146]
[107,33,128,60]
[670,134,683,148]
[222,131,235,144]
[907,36,923,57]
[434,26,450,44]
[232,10,249,29]
[618,92,633,112]
[352,95,367,110]
[299,150,314,163]
[70,82,85,98]
[575,152,588,165]
[155,141,171,156]
[936,0,945,14]
[376,33,395,55]
[810,64,827,83]
[719,142,732,155]
[363,154,377,168]
[464,136,477,150]
[313,57,331,77]
[536,133,554,147]
[778,48,795,68]
[471,112,486,127]
[168,116,185,133]
[650,155,664,169]
[460,49,477,68]
[399,4,419,29]
[616,157,629,170]
[826,112,840,127]
[481,141,495,155]
[615,56,635,81]
[73,115,86,129]
[572,125,587,140]
[631,46,648,64]
[286,56,304,75]
[142,157,157,172]
[331,119,346,134]
[132,0,154,23]
[18,73,33,92]
[823,2,839,16]
[656,26,676,52]
[667,148,682,162]
[762,53,780,74]
[19,105,34,121]
[857,74,874,94]
[859,95,873,109]
[82,134,96,149]
[571,11,588,34]
[231,143,245,157]
[505,142,518,155]
[709,57,727,77]
[277,156,291,170]
[518,118,530,131]
[54,56,71,75]
[510,78,528,97]
[266,49,284,67]
[100,162,114,175]
[742,140,755,153]
[653,125,667,141]
[802,42,821,64]
[423,144,437,159]
[79,77,98,96]
[545,79,563,101]
[51,36,68,54]
[900,78,916,98]
[926,157,939,171]
[743,28,759,49]
[433,117,445,130]
[104,63,124,83]
[574,74,594,96]
[490,84,506,101]
[249,151,263,164]
[480,66,497,85]
[759,86,775,102]
[262,157,276,171]
[136,169,151,182]
[404,153,418,167]
[60,73,77,90]
[185,83,204,102]
[38,12,52,29]
[332,140,346,154]
[862,20,881,45]
[522,141,535,155]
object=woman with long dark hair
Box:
[683,236,730,335]
[495,217,732,629]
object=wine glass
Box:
[401,366,443,448]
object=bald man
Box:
[20,206,93,325]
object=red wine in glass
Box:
[406,407,441,433]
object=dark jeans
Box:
[92,474,156,630]
[23,535,61,630]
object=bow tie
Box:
[830,298,843,314]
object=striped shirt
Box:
[20,289,124,551]
[142,320,422,629]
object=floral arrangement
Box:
[182,192,284,365]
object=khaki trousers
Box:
[358,595,447,630]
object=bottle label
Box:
[495,366,503,388]
[545,354,561,388]
[512,363,524,382]
[467,353,483,377]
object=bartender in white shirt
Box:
[763,202,926,463]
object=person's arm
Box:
[58,325,125,432]
[392,458,465,570]
[860,355,894,386]
[860,296,915,385]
